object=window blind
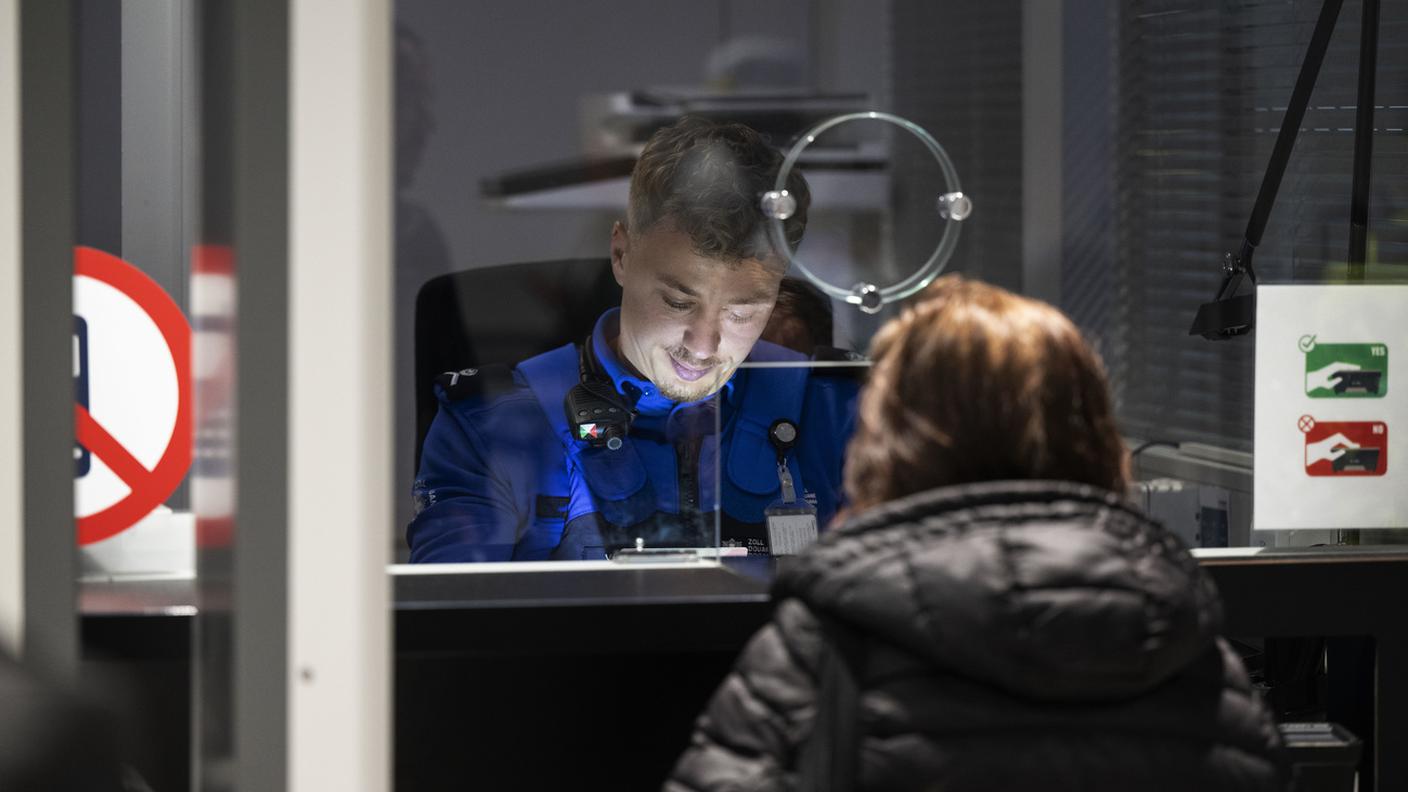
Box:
[1094,0,1408,450]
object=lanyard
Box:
[768,419,800,504]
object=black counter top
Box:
[393,558,771,610]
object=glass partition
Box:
[64,2,214,790]
[392,1,897,565]
[40,2,1406,790]
[1070,0,1408,551]
[394,0,1407,571]
[407,310,724,562]
[73,0,200,581]
[712,359,867,559]
[394,3,962,566]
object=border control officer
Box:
[407,117,859,562]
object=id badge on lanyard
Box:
[764,420,818,555]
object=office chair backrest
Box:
[413,258,620,473]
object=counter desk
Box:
[79,549,1408,791]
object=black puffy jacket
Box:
[667,481,1288,791]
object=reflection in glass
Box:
[407,117,866,563]
[393,24,452,539]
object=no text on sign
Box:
[73,246,193,545]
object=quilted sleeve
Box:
[664,598,826,792]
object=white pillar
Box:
[0,0,23,657]
[287,1,391,790]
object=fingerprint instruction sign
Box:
[1300,336,1388,397]
[1299,416,1388,476]
[1256,286,1408,530]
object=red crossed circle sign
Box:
[74,246,193,546]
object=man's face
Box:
[611,221,782,402]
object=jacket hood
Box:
[774,480,1224,703]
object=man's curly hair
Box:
[627,116,810,265]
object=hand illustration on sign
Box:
[1305,432,1359,465]
[1305,362,1361,394]
[1301,337,1388,398]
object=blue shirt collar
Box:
[592,308,736,417]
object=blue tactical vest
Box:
[408,340,857,563]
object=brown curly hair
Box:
[843,275,1130,511]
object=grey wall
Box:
[73,0,196,518]
[394,0,826,272]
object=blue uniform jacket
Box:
[408,310,860,562]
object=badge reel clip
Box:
[764,419,819,555]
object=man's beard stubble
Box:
[658,344,733,403]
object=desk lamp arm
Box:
[1191,0,1344,339]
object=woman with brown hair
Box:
[666,276,1286,791]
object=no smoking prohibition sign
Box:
[73,247,193,545]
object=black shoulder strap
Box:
[798,614,865,792]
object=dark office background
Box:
[72,0,1408,540]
